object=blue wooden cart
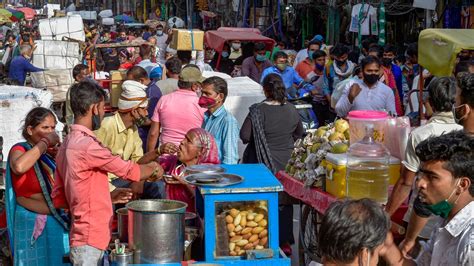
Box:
[195,164,290,265]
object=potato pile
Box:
[224,203,268,256]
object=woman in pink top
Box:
[159,128,220,213]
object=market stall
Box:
[110,164,290,265]
[280,111,410,265]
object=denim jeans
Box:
[70,245,104,266]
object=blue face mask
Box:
[256,54,266,62]
[308,50,314,60]
[221,51,229,58]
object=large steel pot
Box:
[126,199,187,264]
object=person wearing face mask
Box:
[381,130,473,266]
[147,65,206,152]
[229,40,242,60]
[395,72,474,259]
[65,64,92,127]
[318,198,391,266]
[322,43,355,106]
[125,66,162,149]
[295,40,322,82]
[383,44,403,103]
[8,44,43,85]
[200,76,239,164]
[384,78,462,255]
[241,42,272,83]
[368,45,403,116]
[335,56,396,117]
[308,50,338,126]
[260,51,314,99]
[95,76,166,199]
[52,81,163,265]
[155,24,169,65]
[210,43,235,75]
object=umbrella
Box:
[6,8,24,21]
[0,9,12,18]
[0,15,11,25]
[114,14,135,23]
[16,7,35,20]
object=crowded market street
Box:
[0,0,473,265]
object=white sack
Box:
[102,17,115,26]
[39,15,85,42]
[32,40,81,69]
[30,70,74,102]
[0,86,55,156]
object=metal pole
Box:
[418,66,424,124]
[186,0,192,28]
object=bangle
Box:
[155,146,161,156]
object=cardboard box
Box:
[170,29,204,51]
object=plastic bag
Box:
[384,117,411,160]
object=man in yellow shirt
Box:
[95,72,165,198]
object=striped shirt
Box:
[203,106,239,164]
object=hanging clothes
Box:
[378,2,386,46]
[349,3,378,36]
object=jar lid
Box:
[348,110,389,120]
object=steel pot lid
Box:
[126,199,187,214]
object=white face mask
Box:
[232,43,241,50]
[157,30,163,36]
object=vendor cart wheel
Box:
[299,204,321,265]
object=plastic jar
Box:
[347,110,389,145]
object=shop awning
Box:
[204,30,275,53]
[418,29,474,77]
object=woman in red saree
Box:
[159,128,220,212]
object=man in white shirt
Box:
[382,130,473,266]
[155,24,168,65]
[335,56,396,117]
[385,77,463,245]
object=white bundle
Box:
[39,15,85,42]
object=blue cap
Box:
[312,35,324,42]
[149,66,163,79]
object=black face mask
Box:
[92,114,101,131]
[382,58,392,67]
[364,74,379,85]
[335,59,346,67]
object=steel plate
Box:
[183,173,244,187]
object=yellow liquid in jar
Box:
[346,162,389,204]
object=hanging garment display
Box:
[349,3,378,36]
[378,1,386,46]
[413,0,437,10]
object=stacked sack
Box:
[30,14,84,102]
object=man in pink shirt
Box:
[52,81,164,265]
[147,64,206,152]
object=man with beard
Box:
[335,56,396,117]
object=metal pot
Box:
[110,248,133,266]
[126,199,187,264]
[116,208,128,243]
